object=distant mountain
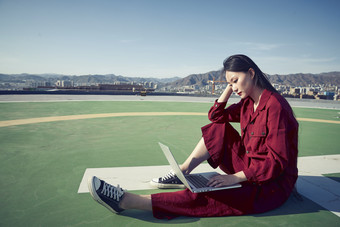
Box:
[0,73,180,84]
[170,71,222,87]
[169,70,340,87]
[1,71,339,88]
[269,72,340,87]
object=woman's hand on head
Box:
[226,84,233,96]
[217,85,234,103]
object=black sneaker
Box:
[150,170,185,189]
[88,176,125,213]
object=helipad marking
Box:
[0,112,206,127]
[297,118,340,124]
[0,112,339,127]
[78,155,340,217]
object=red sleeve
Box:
[208,99,243,123]
[243,100,291,184]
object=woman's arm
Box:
[208,85,242,123]
[217,85,233,103]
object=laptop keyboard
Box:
[186,175,209,188]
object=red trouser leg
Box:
[202,122,248,174]
[151,184,258,219]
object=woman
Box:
[88,54,299,219]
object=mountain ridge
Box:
[169,70,340,87]
[1,71,340,87]
[0,73,181,85]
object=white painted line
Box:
[0,112,207,127]
[79,155,340,217]
[1,112,339,128]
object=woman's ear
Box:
[249,68,255,79]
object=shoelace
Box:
[161,170,176,181]
[101,182,124,201]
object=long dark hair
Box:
[222,54,278,93]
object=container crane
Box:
[208,77,227,95]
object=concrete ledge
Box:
[79,155,340,217]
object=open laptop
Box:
[158,142,241,193]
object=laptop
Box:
[158,142,242,193]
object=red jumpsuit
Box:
[151,89,299,219]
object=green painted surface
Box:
[1,101,339,122]
[0,101,213,120]
[298,121,340,156]
[0,101,339,226]
[293,107,340,122]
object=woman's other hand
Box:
[207,171,247,187]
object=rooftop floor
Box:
[0,95,339,226]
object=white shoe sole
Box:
[149,180,186,189]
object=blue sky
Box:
[0,0,339,78]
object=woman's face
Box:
[225,69,255,99]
